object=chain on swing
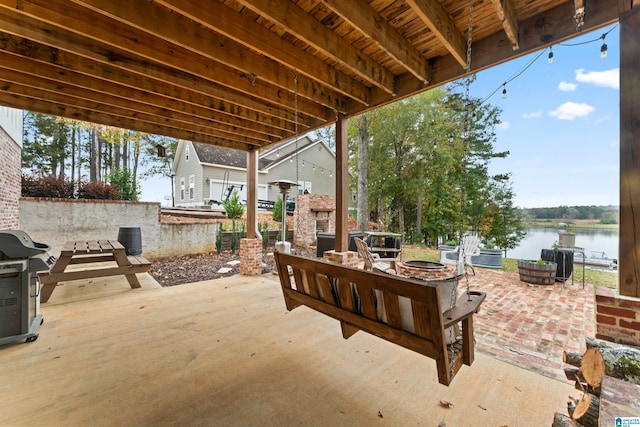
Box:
[447,0,474,381]
[293,70,301,240]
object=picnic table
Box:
[38,240,151,303]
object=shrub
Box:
[273,197,283,222]
[21,175,74,198]
[77,182,121,200]
[223,190,244,219]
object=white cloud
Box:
[496,121,510,130]
[548,102,595,120]
[575,68,619,89]
[522,111,543,119]
[558,81,577,92]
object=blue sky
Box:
[471,26,620,208]
[141,26,621,209]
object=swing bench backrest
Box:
[274,251,486,386]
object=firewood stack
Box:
[553,337,640,427]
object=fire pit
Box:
[397,260,454,280]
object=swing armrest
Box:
[443,291,486,328]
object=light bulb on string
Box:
[302,160,305,166]
[501,84,507,99]
[312,164,316,171]
[547,47,554,64]
[600,39,608,59]
[329,171,333,178]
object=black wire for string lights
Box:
[478,25,617,105]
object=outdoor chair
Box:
[353,236,395,272]
[440,235,481,275]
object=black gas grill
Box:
[0,230,55,345]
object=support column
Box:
[246,150,258,239]
[618,4,640,298]
[240,237,263,276]
[335,112,349,252]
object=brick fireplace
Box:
[293,194,336,247]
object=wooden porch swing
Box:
[273,0,486,387]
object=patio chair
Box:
[353,236,395,272]
[440,235,480,275]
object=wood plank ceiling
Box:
[0,0,619,151]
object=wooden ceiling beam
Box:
[320,0,429,84]
[490,0,520,50]
[235,0,397,96]
[0,92,261,150]
[0,1,339,117]
[66,0,362,108]
[154,0,371,105]
[0,79,270,146]
[0,33,311,135]
[0,64,284,140]
[404,0,468,67]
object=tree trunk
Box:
[89,128,97,183]
[357,114,369,232]
[416,187,422,242]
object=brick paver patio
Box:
[464,268,596,381]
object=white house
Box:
[172,135,339,207]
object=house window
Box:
[189,175,195,200]
[185,145,190,162]
[180,177,185,201]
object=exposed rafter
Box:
[320,0,430,84]
[491,0,520,50]
[404,0,468,67]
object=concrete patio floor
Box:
[0,265,594,426]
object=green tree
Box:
[223,190,245,220]
[107,168,139,201]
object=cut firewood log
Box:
[563,351,583,367]
[563,344,640,385]
[573,380,601,397]
[586,336,640,352]
[580,348,605,388]
[552,412,580,427]
[571,394,600,427]
[564,366,580,382]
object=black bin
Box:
[315,232,363,257]
[118,227,143,255]
[540,249,574,282]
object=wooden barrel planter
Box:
[517,260,557,285]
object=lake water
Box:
[506,228,619,261]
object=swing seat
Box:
[274,252,486,386]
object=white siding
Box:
[0,107,23,147]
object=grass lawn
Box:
[401,245,618,289]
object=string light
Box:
[600,35,608,59]
[479,25,616,105]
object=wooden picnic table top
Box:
[61,240,125,255]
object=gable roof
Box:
[189,134,328,171]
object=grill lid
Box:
[0,231,51,259]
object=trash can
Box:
[540,249,574,282]
[118,227,142,255]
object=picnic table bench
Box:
[274,252,486,386]
[38,240,151,303]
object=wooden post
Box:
[335,112,349,252]
[618,5,640,297]
[246,149,258,239]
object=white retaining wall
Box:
[19,198,219,258]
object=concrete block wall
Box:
[0,128,21,230]
[19,198,218,258]
[595,287,640,346]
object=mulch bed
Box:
[149,245,316,286]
